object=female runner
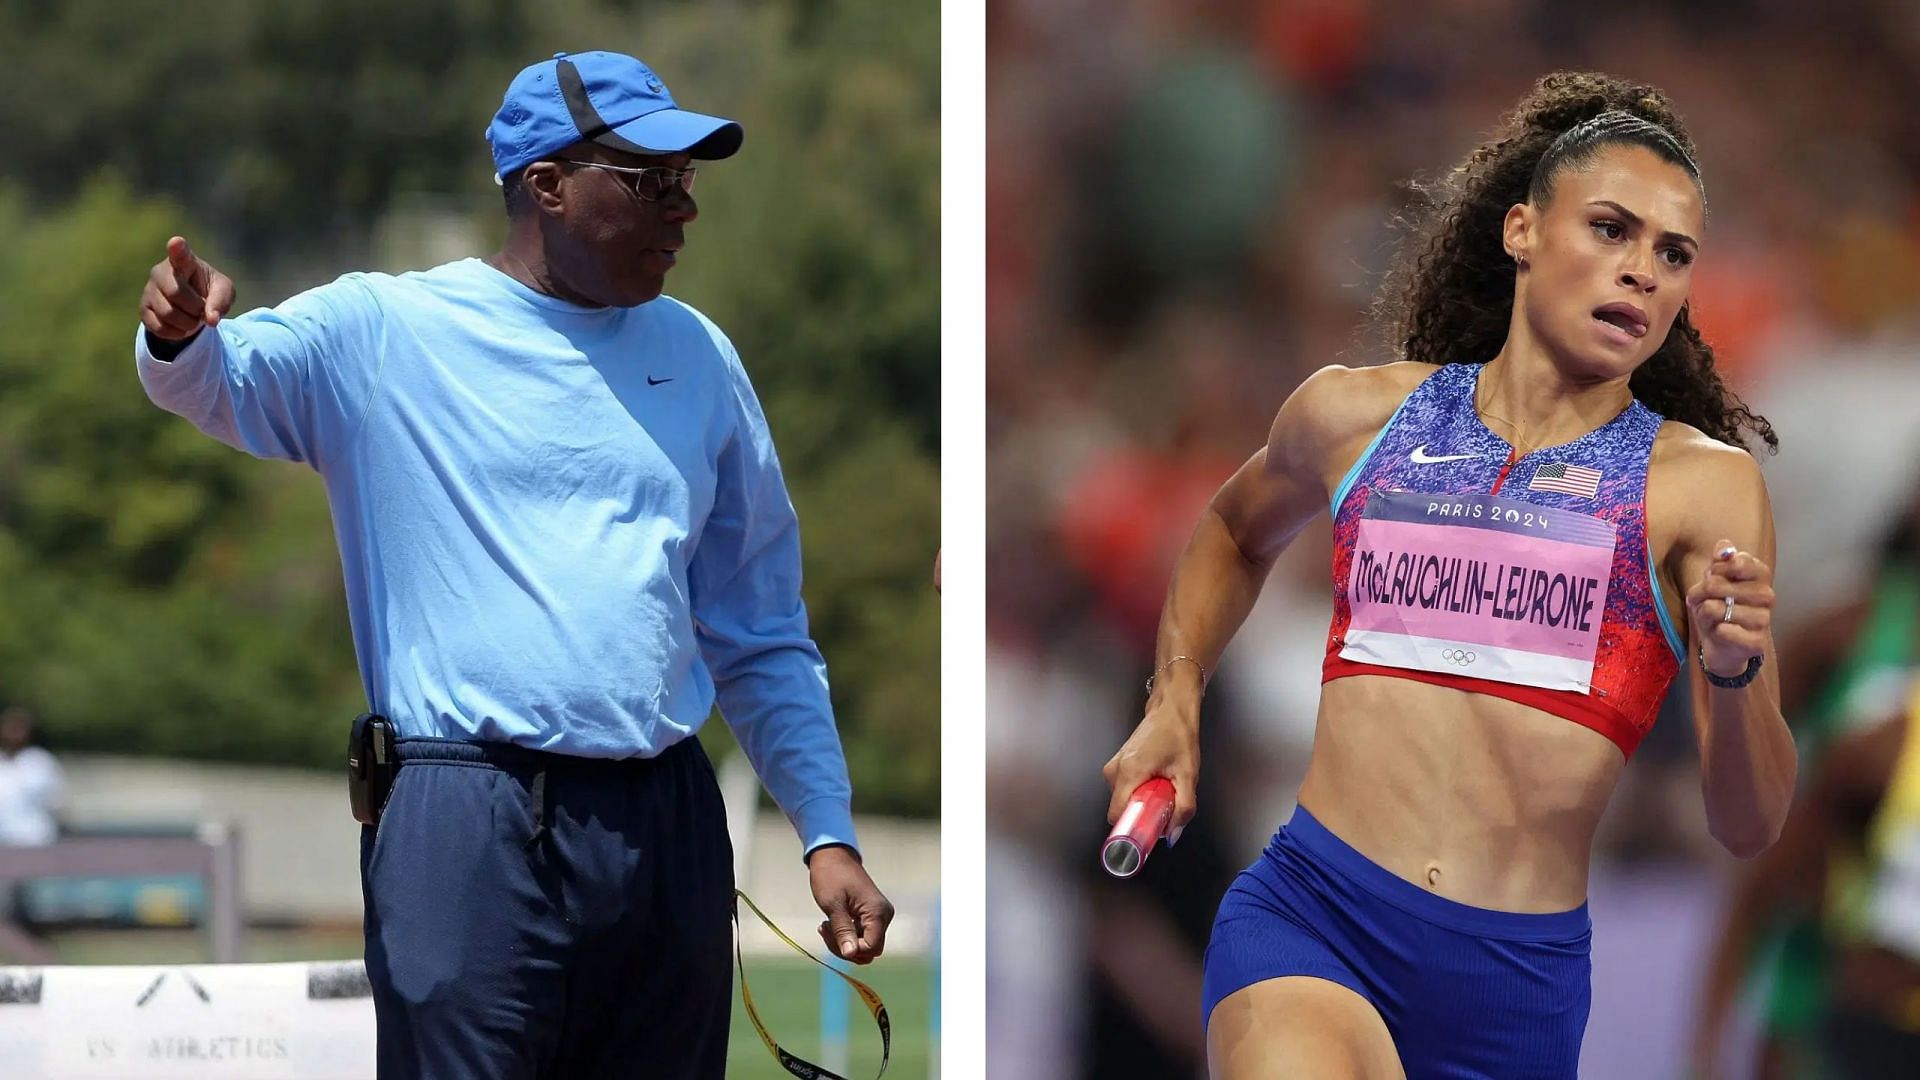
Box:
[1101,72,1796,1078]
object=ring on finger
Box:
[1721,597,1736,624]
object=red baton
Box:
[1102,778,1176,878]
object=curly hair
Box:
[1371,71,1777,453]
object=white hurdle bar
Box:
[0,959,374,1079]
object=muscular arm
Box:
[1143,446,1308,710]
[1105,363,1423,827]
[1656,436,1799,857]
[1155,365,1407,691]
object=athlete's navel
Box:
[1425,862,1443,890]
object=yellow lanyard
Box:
[734,888,892,1079]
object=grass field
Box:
[39,927,934,1077]
[728,951,933,1079]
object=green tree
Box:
[0,178,362,765]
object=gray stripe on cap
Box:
[556,57,652,155]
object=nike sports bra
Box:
[1321,363,1684,758]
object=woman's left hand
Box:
[1684,539,1773,678]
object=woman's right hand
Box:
[1102,698,1202,840]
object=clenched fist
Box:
[140,236,236,343]
[1685,540,1773,678]
[808,845,894,964]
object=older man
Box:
[135,49,891,1078]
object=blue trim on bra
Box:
[1331,393,1415,515]
[1647,537,1685,661]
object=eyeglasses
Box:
[553,159,697,202]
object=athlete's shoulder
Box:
[1281,361,1438,443]
[1268,361,1437,483]
[1648,420,1771,546]
[1305,359,1437,395]
[1650,420,1764,492]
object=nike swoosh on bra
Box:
[1409,445,1479,464]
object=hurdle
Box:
[0,958,375,1078]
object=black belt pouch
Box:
[347,712,398,825]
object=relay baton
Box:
[1102,777,1176,878]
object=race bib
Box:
[1340,490,1617,693]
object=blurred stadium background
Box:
[986,1,1920,1077]
[0,2,936,1077]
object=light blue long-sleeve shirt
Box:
[135,257,855,855]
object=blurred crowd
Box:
[985,1,1920,1076]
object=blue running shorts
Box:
[1202,806,1593,1079]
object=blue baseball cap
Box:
[486,50,743,179]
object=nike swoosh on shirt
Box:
[1409,445,1480,464]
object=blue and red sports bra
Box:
[1321,363,1685,758]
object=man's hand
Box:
[808,844,893,964]
[141,236,236,342]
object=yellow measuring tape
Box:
[734,888,892,1079]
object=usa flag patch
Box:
[1529,461,1602,499]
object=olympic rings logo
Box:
[1441,649,1477,665]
